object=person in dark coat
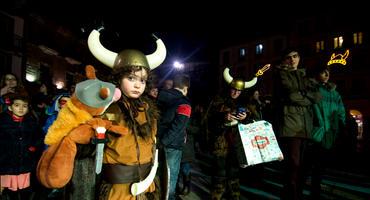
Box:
[157,74,192,200]
[272,48,321,200]
[31,83,52,125]
[176,103,204,195]
[206,66,259,200]
[0,94,43,199]
[308,65,346,199]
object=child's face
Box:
[9,99,29,117]
[163,80,173,89]
[40,84,47,93]
[58,97,70,109]
[317,69,330,83]
[149,88,158,98]
[120,68,148,99]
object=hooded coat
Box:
[311,82,346,149]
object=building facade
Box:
[218,14,369,120]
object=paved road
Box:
[179,152,370,200]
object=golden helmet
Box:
[223,67,257,90]
[88,29,166,73]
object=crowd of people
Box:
[0,30,356,200]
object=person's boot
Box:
[182,174,191,195]
[19,188,33,200]
[228,179,240,200]
[211,183,225,200]
[176,174,184,195]
[1,189,19,200]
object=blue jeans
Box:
[165,148,183,200]
[180,162,191,176]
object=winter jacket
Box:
[311,82,346,149]
[0,112,43,175]
[181,112,202,163]
[157,89,191,149]
[273,66,321,138]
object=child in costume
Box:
[87,28,166,200]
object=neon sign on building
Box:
[327,49,350,66]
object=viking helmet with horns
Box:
[223,67,257,90]
[88,29,167,74]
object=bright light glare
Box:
[173,61,184,69]
[26,73,36,82]
[55,81,65,89]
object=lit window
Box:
[321,41,325,50]
[240,48,246,57]
[316,41,320,52]
[239,48,247,61]
[256,44,263,55]
[353,32,363,45]
[315,40,325,52]
[334,36,343,48]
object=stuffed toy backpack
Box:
[37,65,127,188]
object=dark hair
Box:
[8,93,30,105]
[173,74,190,89]
[312,65,330,76]
[280,47,300,59]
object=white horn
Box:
[88,29,118,68]
[244,77,258,89]
[130,149,159,196]
[146,38,167,70]
[223,67,233,84]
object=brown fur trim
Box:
[118,97,159,139]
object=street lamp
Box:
[173,60,184,70]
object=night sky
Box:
[2,0,364,64]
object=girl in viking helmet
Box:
[87,28,166,200]
[204,66,260,200]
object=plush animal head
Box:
[44,65,121,145]
[71,65,121,116]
